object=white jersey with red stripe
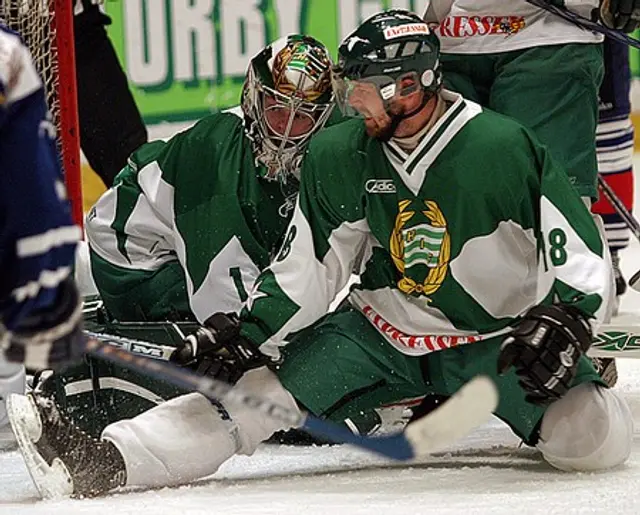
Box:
[424,0,602,54]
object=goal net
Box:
[1,0,83,226]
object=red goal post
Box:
[2,0,83,227]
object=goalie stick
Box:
[525,0,640,49]
[79,334,498,461]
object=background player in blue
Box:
[593,38,635,306]
[590,38,636,387]
[0,25,84,447]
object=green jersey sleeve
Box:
[86,139,177,275]
[531,136,612,329]
[240,125,369,357]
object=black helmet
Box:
[333,9,442,117]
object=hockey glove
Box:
[497,305,592,405]
[599,0,640,32]
[171,312,271,384]
[2,277,84,371]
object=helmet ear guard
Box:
[421,68,437,88]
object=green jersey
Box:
[87,108,297,322]
[241,90,612,358]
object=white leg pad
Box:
[102,367,300,488]
[228,367,301,455]
[103,392,240,487]
[537,383,633,471]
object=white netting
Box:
[0,0,61,138]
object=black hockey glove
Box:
[599,0,640,32]
[170,312,271,384]
[497,305,592,405]
[2,277,84,371]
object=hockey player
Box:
[7,12,632,499]
[588,37,636,387]
[83,33,334,324]
[0,26,83,447]
[592,37,635,306]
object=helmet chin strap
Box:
[377,89,435,142]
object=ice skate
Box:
[6,393,126,499]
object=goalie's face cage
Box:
[243,35,334,182]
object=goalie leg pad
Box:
[537,382,632,471]
[102,367,299,488]
[103,392,240,488]
[229,367,301,455]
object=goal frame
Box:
[52,0,82,227]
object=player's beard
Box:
[364,92,432,142]
[364,103,404,142]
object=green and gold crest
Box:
[390,199,450,297]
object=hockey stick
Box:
[596,176,640,291]
[590,324,640,357]
[87,324,640,361]
[85,330,178,360]
[81,334,498,461]
[525,0,640,49]
[597,176,640,244]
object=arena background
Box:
[80,0,640,210]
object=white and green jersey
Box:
[86,109,297,322]
[241,90,612,358]
[427,0,602,54]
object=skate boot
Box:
[6,393,126,499]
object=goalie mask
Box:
[242,35,334,181]
[332,10,442,136]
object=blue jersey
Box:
[599,38,631,122]
[0,26,80,332]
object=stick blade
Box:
[404,375,498,457]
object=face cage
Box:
[247,77,334,182]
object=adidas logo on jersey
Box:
[366,179,396,194]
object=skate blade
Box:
[6,394,73,499]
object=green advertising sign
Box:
[104,0,426,124]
